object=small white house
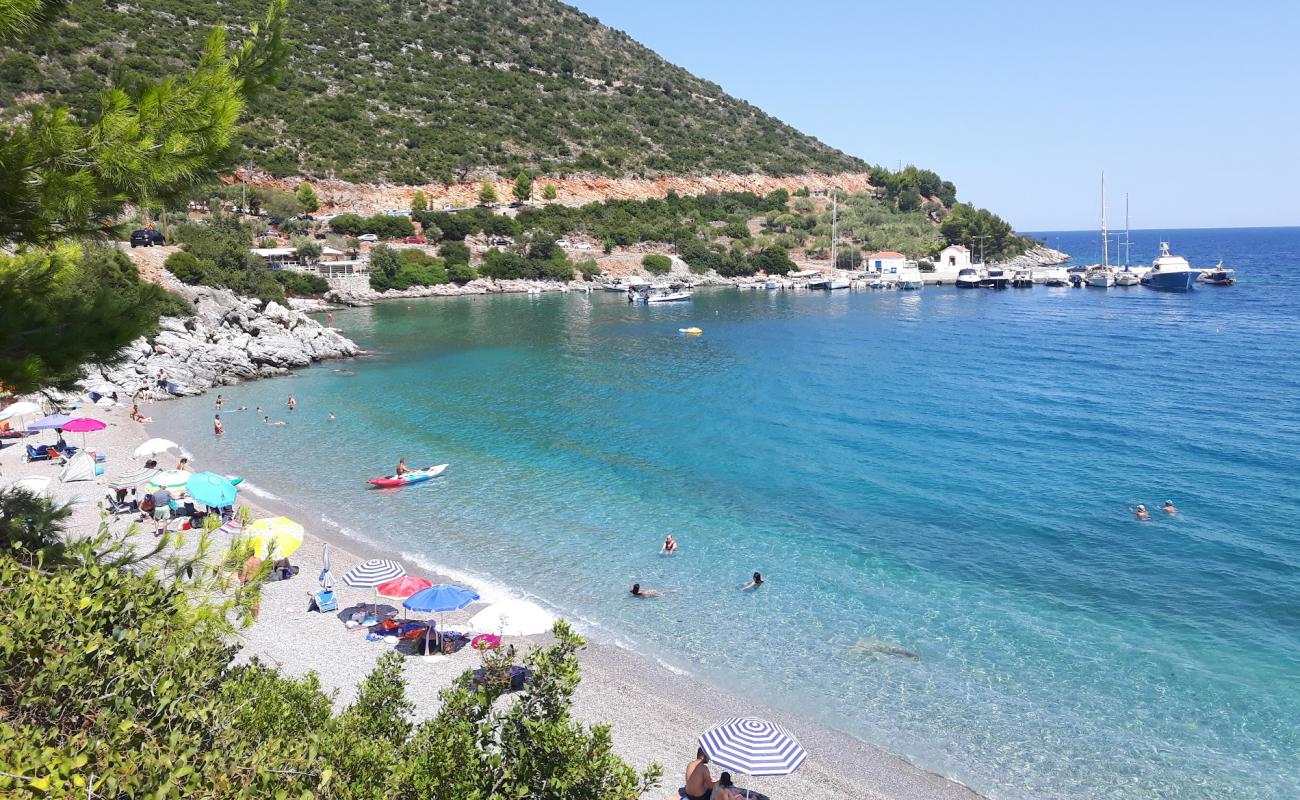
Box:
[866,251,908,276]
[936,245,972,270]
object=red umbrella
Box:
[62,417,106,448]
[377,575,433,600]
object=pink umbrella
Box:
[471,633,501,651]
[62,417,106,448]
[377,575,433,600]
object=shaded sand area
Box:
[1,399,983,800]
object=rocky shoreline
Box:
[992,244,1071,270]
[85,284,360,398]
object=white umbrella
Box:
[134,438,178,458]
[7,476,52,497]
[81,379,124,395]
[0,401,41,428]
[468,598,555,637]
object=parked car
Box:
[574,242,593,250]
[130,229,165,247]
[556,239,572,248]
[403,235,427,245]
[357,234,379,242]
[490,237,512,246]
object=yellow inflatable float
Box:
[679,327,703,336]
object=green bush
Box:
[575,259,601,278]
[276,271,330,295]
[439,240,471,265]
[447,261,477,284]
[641,254,672,275]
[164,250,208,283]
[750,246,795,275]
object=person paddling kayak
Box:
[395,458,410,476]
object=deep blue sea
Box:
[155,227,1300,800]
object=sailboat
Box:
[1085,174,1116,287]
[1114,194,1141,286]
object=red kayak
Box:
[367,464,448,487]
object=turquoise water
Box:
[155,227,1300,800]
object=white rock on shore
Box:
[86,284,360,397]
[992,244,1071,270]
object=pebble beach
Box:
[1,399,982,800]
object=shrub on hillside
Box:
[439,240,471,266]
[276,271,330,295]
[447,261,476,284]
[641,254,672,275]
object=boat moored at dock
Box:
[1085,265,1116,287]
[956,267,983,289]
[1198,261,1236,286]
[1141,242,1198,292]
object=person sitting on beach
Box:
[662,534,678,554]
[682,748,715,800]
[1163,500,1179,515]
[176,457,190,471]
[710,772,740,800]
[395,458,410,476]
[1133,504,1150,521]
[741,571,765,590]
[630,583,663,598]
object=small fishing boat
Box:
[1085,265,1116,287]
[956,267,983,289]
[1011,269,1034,288]
[982,267,1010,289]
[1198,261,1236,286]
[1043,267,1069,286]
[1141,242,1198,292]
[368,464,448,487]
[897,265,923,290]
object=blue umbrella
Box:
[186,471,238,507]
[699,717,807,778]
[28,414,73,430]
[403,584,481,654]
[403,584,480,613]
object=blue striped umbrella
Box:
[343,559,405,588]
[698,717,807,777]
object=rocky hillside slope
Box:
[5,0,866,184]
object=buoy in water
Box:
[679,327,703,336]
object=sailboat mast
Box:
[831,193,838,270]
[1124,193,1131,267]
[1101,172,1109,268]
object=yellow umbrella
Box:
[246,516,305,560]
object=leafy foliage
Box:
[0,488,659,798]
[513,170,533,202]
[330,213,415,239]
[0,0,865,183]
[939,202,1029,260]
[369,245,448,291]
[296,181,320,213]
[166,213,324,303]
[641,253,671,275]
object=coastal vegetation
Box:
[167,214,329,303]
[0,0,287,394]
[0,0,866,183]
[0,488,660,798]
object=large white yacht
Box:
[1141,242,1199,292]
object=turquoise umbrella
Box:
[186,471,238,507]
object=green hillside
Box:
[1,0,867,184]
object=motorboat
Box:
[1043,267,1069,286]
[956,267,983,289]
[1198,261,1236,286]
[1085,265,1116,288]
[642,289,693,303]
[1141,242,1198,292]
[1115,269,1141,286]
[981,267,1010,289]
[368,464,448,487]
[1069,273,1085,288]
[808,277,850,290]
[606,277,652,293]
[897,265,923,290]
[1011,269,1033,288]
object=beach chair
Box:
[309,589,338,613]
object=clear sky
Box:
[569,0,1298,231]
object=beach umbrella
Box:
[134,438,178,458]
[186,471,238,508]
[81,379,123,396]
[0,401,41,429]
[246,516,305,560]
[698,717,807,780]
[8,475,52,497]
[471,634,501,651]
[319,542,335,590]
[377,575,433,600]
[468,598,555,637]
[343,559,406,588]
[404,584,480,655]
[146,469,191,492]
[109,467,159,490]
[29,413,73,431]
[62,417,106,448]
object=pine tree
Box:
[512,171,533,203]
[478,181,498,204]
[411,189,428,212]
[295,182,320,213]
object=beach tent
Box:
[59,452,98,483]
[468,598,555,637]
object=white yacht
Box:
[1141,242,1198,292]
[955,267,984,289]
[1115,269,1140,286]
[1043,267,1069,286]
[1011,269,1034,288]
[897,265,923,290]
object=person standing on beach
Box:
[151,486,172,536]
[287,394,296,411]
[683,748,715,800]
[213,414,224,435]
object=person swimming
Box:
[630,583,663,598]
[327,411,336,421]
[740,571,765,590]
[1163,500,1179,514]
[1133,504,1150,521]
[662,534,678,554]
